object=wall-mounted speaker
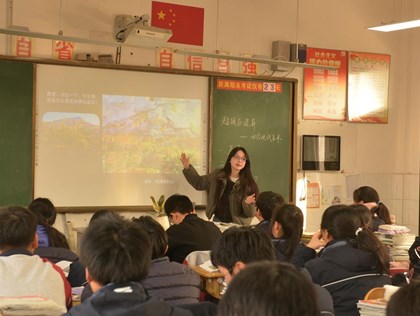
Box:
[271,40,291,71]
[290,43,307,63]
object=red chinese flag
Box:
[151,1,204,46]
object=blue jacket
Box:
[273,238,316,268]
[64,282,193,316]
[305,240,391,316]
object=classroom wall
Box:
[0,0,419,236]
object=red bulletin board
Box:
[303,48,348,121]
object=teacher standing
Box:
[180,147,259,226]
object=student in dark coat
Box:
[64,215,192,316]
[133,216,201,305]
[271,204,322,268]
[305,204,392,316]
[164,194,221,263]
[211,226,334,315]
[254,191,285,237]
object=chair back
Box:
[364,287,385,300]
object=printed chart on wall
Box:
[211,78,294,200]
[303,47,348,121]
[348,52,390,123]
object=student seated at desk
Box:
[0,206,72,311]
[271,204,322,268]
[218,261,320,316]
[28,197,69,248]
[164,194,221,264]
[64,214,193,316]
[29,197,85,287]
[353,186,392,231]
[305,204,391,316]
[132,216,201,305]
[254,191,285,236]
[210,226,334,315]
[386,280,420,316]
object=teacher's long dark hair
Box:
[214,147,259,205]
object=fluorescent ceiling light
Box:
[173,49,338,70]
[367,19,420,32]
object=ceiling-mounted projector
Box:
[114,14,173,48]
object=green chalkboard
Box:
[211,77,295,201]
[0,61,34,205]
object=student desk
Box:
[189,265,224,299]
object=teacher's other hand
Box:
[180,153,190,169]
[245,193,256,205]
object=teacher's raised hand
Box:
[180,153,190,169]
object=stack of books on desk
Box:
[357,298,387,316]
[375,224,414,261]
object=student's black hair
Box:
[0,206,37,250]
[89,209,121,226]
[353,186,392,224]
[256,191,286,221]
[132,216,167,259]
[28,197,69,249]
[210,226,275,272]
[214,147,259,210]
[271,204,304,261]
[321,204,390,274]
[386,280,420,316]
[217,261,320,316]
[164,194,194,216]
[349,204,372,228]
[28,197,57,225]
[80,215,152,285]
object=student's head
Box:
[320,204,362,242]
[218,261,320,316]
[353,186,380,204]
[0,206,38,252]
[349,204,372,228]
[386,280,420,316]
[320,204,389,274]
[255,191,285,221]
[132,216,167,259]
[89,209,120,226]
[271,204,304,261]
[164,194,194,225]
[353,186,391,224]
[80,215,152,291]
[28,197,57,226]
[210,226,275,284]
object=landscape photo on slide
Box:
[102,95,203,174]
[40,112,100,149]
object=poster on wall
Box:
[303,48,348,121]
[348,52,390,123]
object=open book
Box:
[199,260,219,273]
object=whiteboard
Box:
[34,64,208,207]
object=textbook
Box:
[357,298,387,316]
